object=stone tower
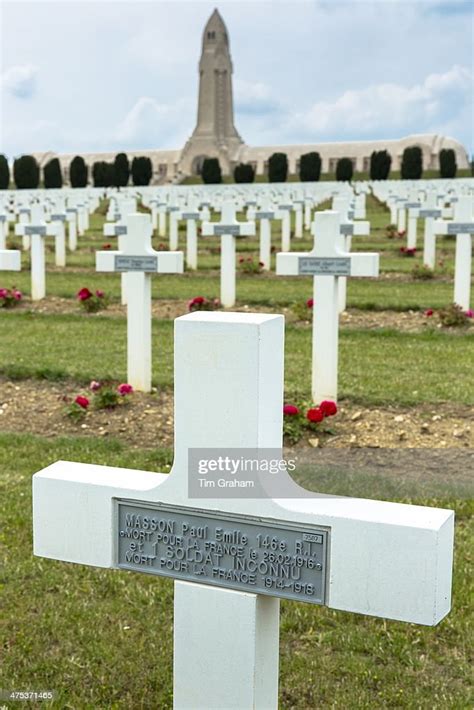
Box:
[180,9,244,176]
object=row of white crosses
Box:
[33,311,454,709]
[277,210,379,403]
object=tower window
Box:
[207,31,215,40]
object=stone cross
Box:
[293,199,304,238]
[103,199,138,305]
[434,195,474,311]
[65,207,78,251]
[404,190,422,250]
[14,204,48,300]
[254,198,276,271]
[150,200,168,236]
[15,205,31,250]
[32,312,453,709]
[277,210,379,403]
[0,210,9,250]
[202,200,255,307]
[419,193,442,269]
[277,202,293,251]
[396,195,408,232]
[167,204,181,251]
[96,213,183,391]
[177,199,202,270]
[325,196,370,313]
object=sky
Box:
[0,0,472,159]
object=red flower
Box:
[13,290,22,300]
[0,288,9,299]
[74,395,89,409]
[306,298,314,308]
[465,309,474,318]
[95,290,105,298]
[258,261,265,267]
[89,380,101,391]
[319,400,337,417]
[400,246,406,253]
[117,383,133,396]
[424,309,434,317]
[306,407,324,423]
[103,243,111,250]
[283,404,299,416]
[239,257,245,263]
[77,287,92,301]
[193,296,205,305]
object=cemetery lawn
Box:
[0,312,473,406]
[1,433,472,709]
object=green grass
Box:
[1,312,472,405]
[0,433,472,709]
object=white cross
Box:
[96,213,183,391]
[434,195,474,311]
[202,200,255,307]
[254,198,277,271]
[177,199,202,270]
[418,193,443,268]
[150,200,168,236]
[0,211,9,250]
[65,207,78,251]
[14,204,49,300]
[404,191,422,250]
[277,202,293,251]
[103,199,139,305]
[277,210,379,403]
[32,311,453,709]
[322,196,370,314]
[167,204,181,251]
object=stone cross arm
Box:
[33,312,452,626]
[277,211,379,277]
[202,200,256,238]
[97,213,183,274]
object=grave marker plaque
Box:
[117,501,328,604]
[299,256,351,276]
[114,255,158,272]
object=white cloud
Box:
[284,65,471,141]
[234,79,281,115]
[1,64,38,99]
[114,96,194,149]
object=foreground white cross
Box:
[433,195,474,311]
[277,210,379,403]
[33,311,453,709]
[96,213,183,391]
[202,201,255,307]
